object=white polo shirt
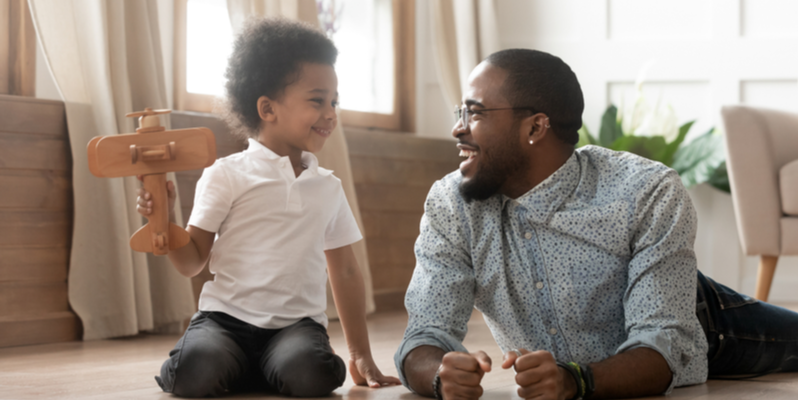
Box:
[188,138,362,329]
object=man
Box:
[395,49,797,400]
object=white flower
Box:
[619,60,680,142]
[634,102,679,142]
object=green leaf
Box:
[706,161,731,193]
[576,123,596,148]
[609,135,668,162]
[672,128,726,189]
[599,105,624,147]
[656,120,694,167]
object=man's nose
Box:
[451,120,467,139]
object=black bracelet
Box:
[432,365,443,400]
[580,363,595,399]
[557,361,584,399]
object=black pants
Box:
[696,271,798,376]
[156,312,346,398]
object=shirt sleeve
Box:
[323,181,362,250]
[615,170,707,393]
[394,179,475,391]
[187,162,234,233]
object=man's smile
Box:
[457,143,479,174]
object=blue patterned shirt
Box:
[395,145,708,392]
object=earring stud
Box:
[529,139,533,145]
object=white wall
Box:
[416,0,798,302]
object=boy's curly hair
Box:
[221,18,338,139]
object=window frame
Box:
[1,0,36,96]
[173,0,415,132]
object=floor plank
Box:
[0,310,795,399]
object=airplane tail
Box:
[130,223,191,255]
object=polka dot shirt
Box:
[394,145,708,393]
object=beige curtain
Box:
[429,0,500,106]
[226,0,375,317]
[28,0,196,340]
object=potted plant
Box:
[577,88,729,193]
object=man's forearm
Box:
[590,347,672,399]
[403,345,447,397]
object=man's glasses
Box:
[453,105,541,128]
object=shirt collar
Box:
[244,138,332,176]
[511,151,581,224]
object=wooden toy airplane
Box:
[87,108,217,255]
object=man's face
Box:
[453,62,528,202]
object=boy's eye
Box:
[310,98,324,105]
[332,101,339,108]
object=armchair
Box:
[721,105,797,302]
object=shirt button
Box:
[524,232,533,239]
[549,327,558,335]
[535,282,544,289]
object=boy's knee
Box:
[273,349,346,397]
[163,346,243,398]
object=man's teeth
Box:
[459,149,477,158]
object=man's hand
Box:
[438,351,492,399]
[501,349,576,400]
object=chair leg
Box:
[754,255,779,302]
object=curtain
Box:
[429,0,500,107]
[226,0,375,317]
[28,0,196,340]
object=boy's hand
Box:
[136,176,177,221]
[349,356,402,388]
[438,351,492,399]
[502,348,575,400]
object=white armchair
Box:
[721,105,798,302]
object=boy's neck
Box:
[256,135,304,169]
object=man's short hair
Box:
[485,49,584,145]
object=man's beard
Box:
[458,134,526,203]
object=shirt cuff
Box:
[394,328,469,391]
[615,330,683,394]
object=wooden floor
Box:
[0,310,796,400]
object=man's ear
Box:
[257,96,277,122]
[523,113,550,145]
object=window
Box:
[174,0,415,131]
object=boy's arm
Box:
[166,224,215,278]
[138,180,215,278]
[325,244,401,388]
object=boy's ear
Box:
[257,96,277,122]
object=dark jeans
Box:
[155,311,346,398]
[696,271,798,376]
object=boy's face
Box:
[263,62,338,154]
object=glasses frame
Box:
[453,105,541,128]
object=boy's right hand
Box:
[136,176,177,221]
